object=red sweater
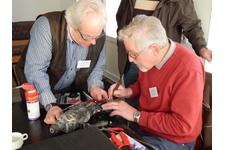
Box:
[129,42,205,143]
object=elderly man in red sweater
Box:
[102,15,205,150]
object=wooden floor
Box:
[12,76,114,103]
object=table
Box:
[12,101,153,149]
[12,101,55,146]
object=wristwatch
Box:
[133,111,141,123]
[45,103,57,112]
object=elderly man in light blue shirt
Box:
[23,0,108,124]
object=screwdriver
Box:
[107,77,122,101]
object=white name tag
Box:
[149,87,159,98]
[77,60,91,68]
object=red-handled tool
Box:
[85,99,102,104]
[107,128,132,150]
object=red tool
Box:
[107,128,133,150]
[85,99,105,105]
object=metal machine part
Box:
[49,102,102,134]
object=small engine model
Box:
[49,102,102,134]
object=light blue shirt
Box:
[24,16,105,105]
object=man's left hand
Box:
[199,47,212,62]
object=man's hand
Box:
[44,106,63,124]
[108,84,132,100]
[199,47,212,62]
[90,85,108,101]
[102,100,137,121]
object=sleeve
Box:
[127,71,142,98]
[87,47,106,91]
[139,70,204,136]
[24,16,56,106]
[178,0,207,55]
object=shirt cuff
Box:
[88,78,104,92]
[39,91,57,106]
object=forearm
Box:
[24,16,55,105]
[87,48,105,91]
[180,0,207,55]
[183,26,207,55]
[25,67,56,105]
[39,90,57,106]
[127,80,140,98]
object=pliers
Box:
[107,127,133,150]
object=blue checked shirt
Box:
[24,16,105,105]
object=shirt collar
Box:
[155,39,176,69]
[67,25,75,44]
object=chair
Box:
[12,21,34,86]
[195,72,212,150]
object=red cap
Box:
[22,83,35,91]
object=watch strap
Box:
[134,111,141,123]
[45,103,57,112]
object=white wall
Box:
[193,0,211,42]
[104,37,120,82]
[12,0,75,22]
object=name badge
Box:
[149,87,159,98]
[77,60,91,68]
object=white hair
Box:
[118,15,168,50]
[65,0,106,29]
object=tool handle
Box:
[113,82,120,91]
[110,132,123,149]
[113,77,122,92]
[112,80,121,99]
[107,127,123,132]
[119,132,132,147]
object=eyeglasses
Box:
[126,47,149,59]
[77,29,105,41]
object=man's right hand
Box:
[108,84,133,100]
[44,106,63,124]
